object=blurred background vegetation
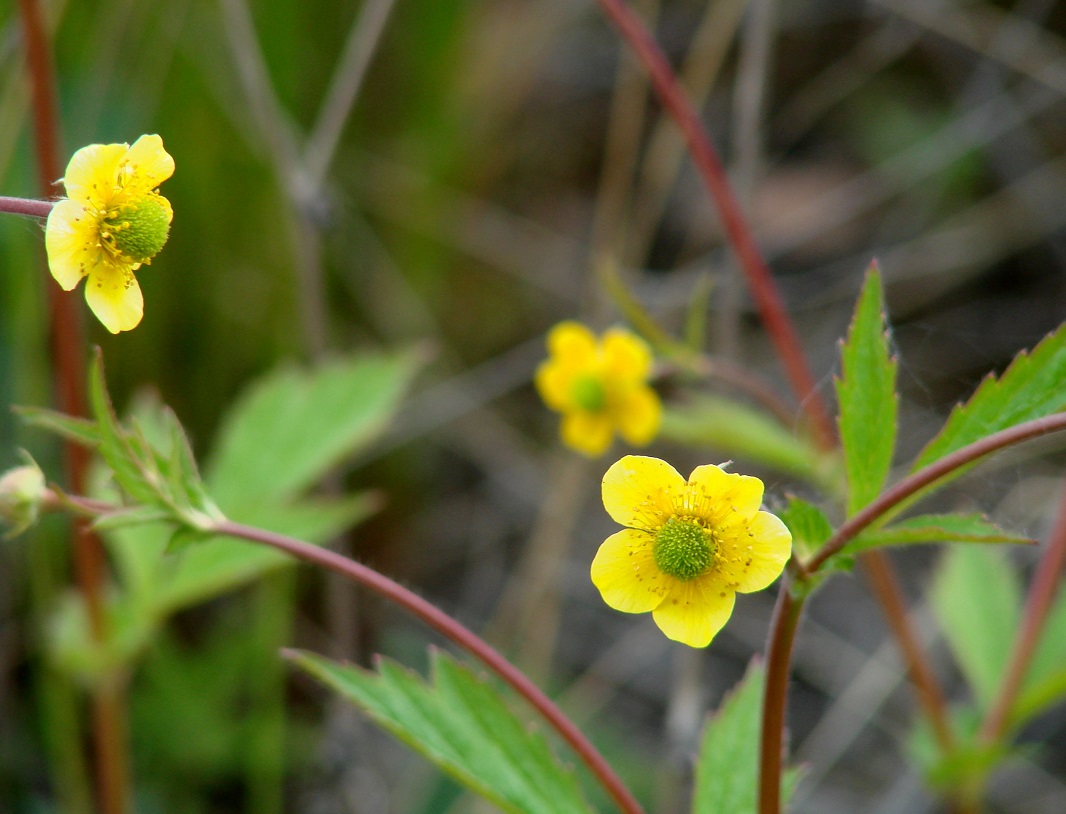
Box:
[2,0,1066,812]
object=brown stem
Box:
[17,1,128,811]
[0,195,54,218]
[593,0,835,452]
[212,520,646,814]
[759,581,804,814]
[861,550,955,751]
[980,479,1066,743]
[807,412,1066,573]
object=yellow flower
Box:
[45,134,174,333]
[534,321,661,457]
[591,455,792,647]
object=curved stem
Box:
[980,478,1066,743]
[0,195,54,218]
[806,412,1066,573]
[594,0,835,452]
[759,581,804,814]
[212,520,645,814]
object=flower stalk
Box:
[0,195,54,218]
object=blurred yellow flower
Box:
[535,322,661,457]
[591,455,792,647]
[45,134,174,333]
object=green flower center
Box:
[571,375,607,412]
[653,517,715,581]
[104,195,170,263]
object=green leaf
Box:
[836,264,898,516]
[914,321,1066,471]
[931,547,1022,710]
[659,397,830,487]
[14,406,100,448]
[206,350,420,507]
[693,661,800,814]
[779,497,834,561]
[845,513,1033,556]
[287,649,595,814]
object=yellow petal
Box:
[546,321,597,363]
[651,577,735,647]
[685,464,764,524]
[534,359,576,411]
[601,328,652,381]
[602,455,682,529]
[716,510,792,593]
[560,411,614,457]
[61,143,128,207]
[44,200,99,290]
[615,386,661,447]
[591,529,670,613]
[122,134,175,195]
[84,267,143,333]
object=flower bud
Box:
[0,460,46,538]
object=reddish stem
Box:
[759,582,803,814]
[18,2,126,811]
[980,479,1066,743]
[807,412,1066,573]
[213,520,646,814]
[0,195,54,218]
[594,0,836,451]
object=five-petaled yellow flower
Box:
[535,322,661,457]
[591,455,792,647]
[45,134,174,333]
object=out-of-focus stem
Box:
[861,551,954,751]
[980,479,1066,743]
[17,1,128,812]
[594,0,836,452]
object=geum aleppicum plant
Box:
[535,320,661,457]
[45,134,174,333]
[592,455,791,647]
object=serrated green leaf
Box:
[693,661,800,814]
[287,649,595,814]
[836,265,898,516]
[659,397,830,487]
[845,514,1033,556]
[779,497,834,560]
[932,547,1022,710]
[14,406,99,448]
[206,350,420,507]
[914,322,1066,471]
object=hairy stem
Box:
[980,478,1066,743]
[594,0,835,451]
[17,2,128,812]
[0,195,54,218]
